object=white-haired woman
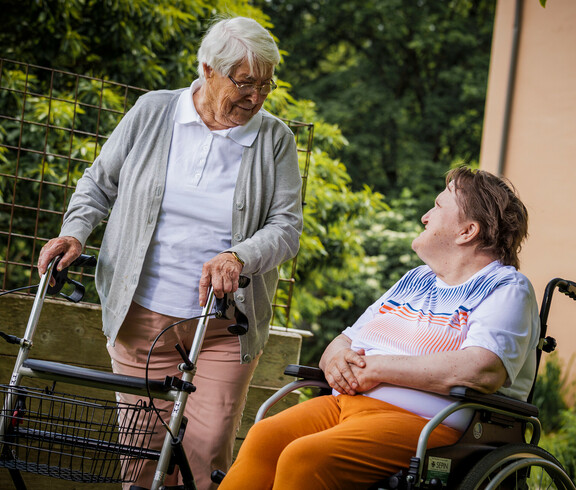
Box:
[38,16,302,490]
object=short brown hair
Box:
[447,167,528,269]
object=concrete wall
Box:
[480,0,576,396]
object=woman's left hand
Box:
[348,356,383,393]
[199,253,243,306]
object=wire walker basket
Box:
[0,384,164,483]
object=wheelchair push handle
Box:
[540,277,576,325]
[537,277,576,361]
[557,278,576,301]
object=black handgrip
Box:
[46,259,69,296]
[70,254,97,268]
[540,277,576,334]
[214,276,251,319]
[226,311,248,336]
[558,279,576,301]
[213,276,251,336]
[47,254,97,302]
[541,335,557,353]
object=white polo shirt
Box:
[133,80,261,317]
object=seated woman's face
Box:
[412,182,469,262]
[203,59,274,129]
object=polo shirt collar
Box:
[174,80,261,147]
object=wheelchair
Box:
[250,278,576,489]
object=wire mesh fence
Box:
[0,58,313,328]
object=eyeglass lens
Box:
[229,76,275,95]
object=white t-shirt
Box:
[133,81,260,317]
[340,261,540,431]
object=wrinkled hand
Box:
[37,236,83,285]
[323,348,367,395]
[199,253,243,306]
[348,355,382,393]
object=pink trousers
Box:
[107,302,259,490]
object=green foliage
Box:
[533,353,576,482]
[257,0,496,215]
[533,353,574,432]
[0,0,272,90]
[268,99,392,362]
[539,409,576,482]
[1,1,495,366]
[256,0,496,362]
[1,2,403,333]
[267,100,428,365]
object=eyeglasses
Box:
[228,76,277,96]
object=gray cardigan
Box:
[60,88,303,363]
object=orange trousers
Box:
[220,394,461,490]
[107,302,259,490]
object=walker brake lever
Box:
[175,343,194,371]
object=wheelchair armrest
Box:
[282,371,538,417]
[284,364,327,383]
[450,386,538,417]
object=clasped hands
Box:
[321,347,381,396]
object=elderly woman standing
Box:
[38,17,302,490]
[220,167,539,489]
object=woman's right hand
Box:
[38,236,83,279]
[319,334,366,395]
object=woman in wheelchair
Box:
[219,166,540,489]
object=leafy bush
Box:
[533,353,573,432]
[534,353,576,482]
[539,409,576,482]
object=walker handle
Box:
[47,254,97,302]
[214,276,251,335]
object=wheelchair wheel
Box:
[457,443,575,490]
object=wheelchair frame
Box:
[255,278,576,489]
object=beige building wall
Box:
[480,0,576,396]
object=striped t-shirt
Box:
[341,261,540,431]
